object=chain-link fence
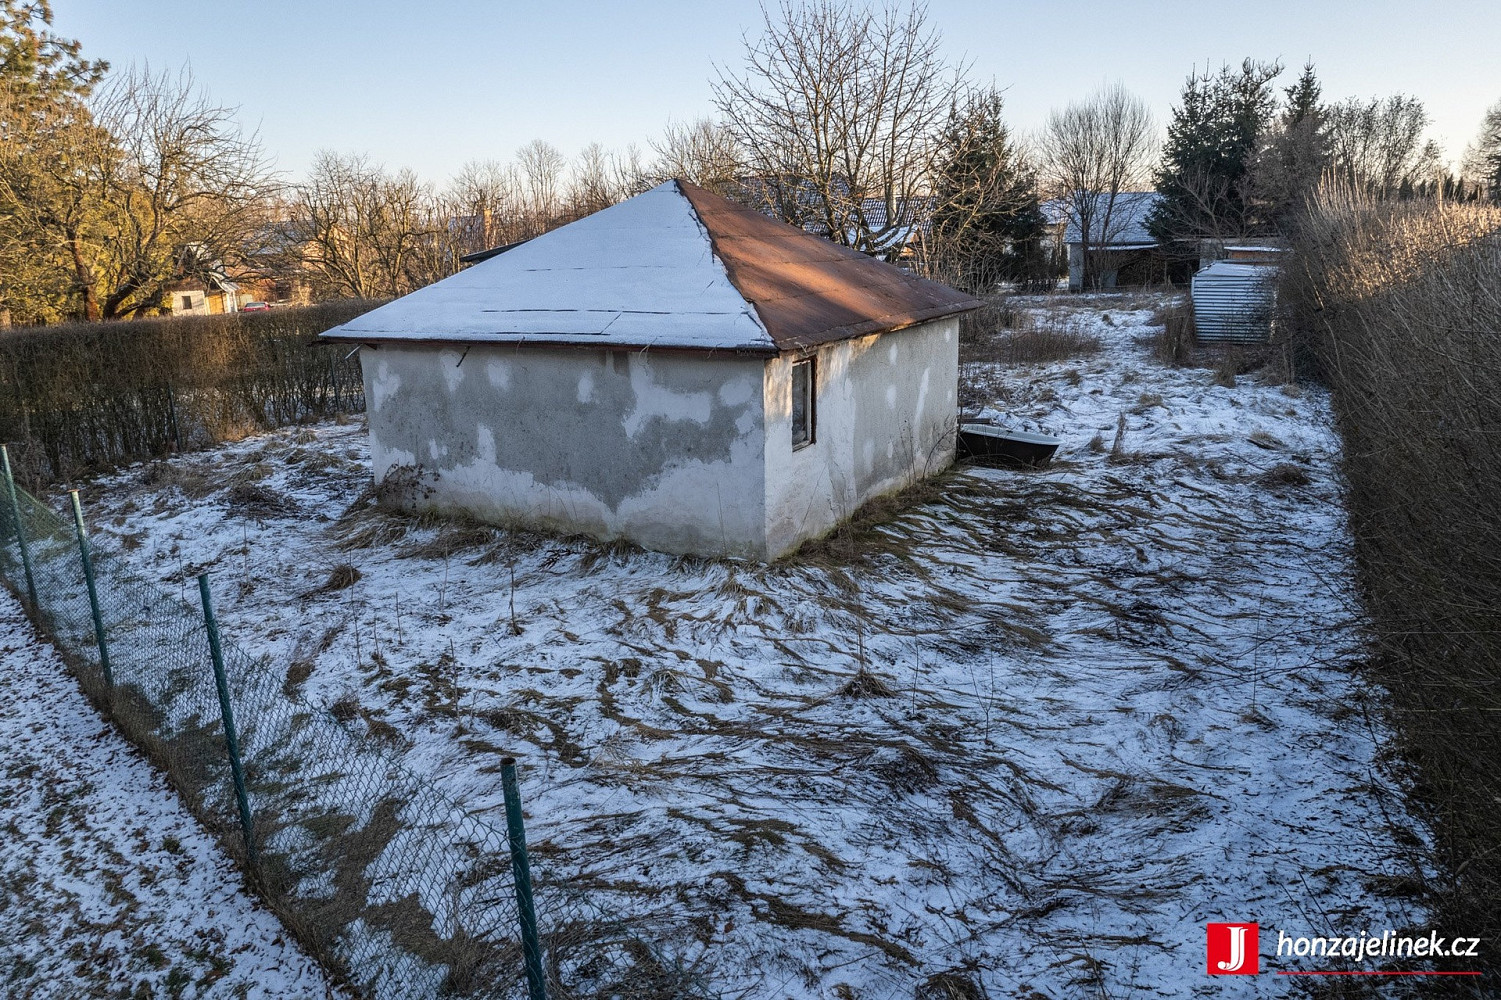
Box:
[0,462,706,1000]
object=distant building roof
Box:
[1061,191,1161,247]
[322,179,980,355]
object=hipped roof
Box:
[320,179,981,356]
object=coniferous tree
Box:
[929,88,1046,291]
[1250,62,1330,231]
[1146,59,1282,244]
[0,1,109,323]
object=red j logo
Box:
[1207,923,1260,975]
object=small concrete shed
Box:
[321,180,980,559]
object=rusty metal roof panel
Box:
[678,180,982,351]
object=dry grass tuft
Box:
[1258,463,1311,488]
[960,295,1102,366]
[1150,298,1196,366]
[398,522,502,562]
[871,745,939,794]
[916,971,987,1000]
[838,669,897,699]
[303,563,362,598]
[138,460,215,499]
[223,481,300,519]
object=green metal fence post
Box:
[1,445,37,609]
[501,757,547,1000]
[197,573,256,863]
[68,490,114,687]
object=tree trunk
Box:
[67,233,101,321]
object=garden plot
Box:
[0,591,341,999]
[72,294,1430,998]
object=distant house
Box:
[321,179,980,559]
[165,272,239,316]
[734,176,932,265]
[235,221,318,306]
[164,244,241,316]
[1057,191,1168,291]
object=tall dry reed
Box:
[1284,187,1501,988]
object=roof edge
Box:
[318,329,781,358]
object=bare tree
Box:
[713,0,962,254]
[448,158,522,251]
[650,117,743,196]
[291,151,455,299]
[1036,82,1156,290]
[565,142,615,218]
[1325,95,1438,197]
[1460,99,1501,202]
[0,64,275,320]
[90,65,276,318]
[515,138,565,235]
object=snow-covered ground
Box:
[0,592,342,999]
[66,293,1431,997]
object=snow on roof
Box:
[1196,260,1277,279]
[322,180,980,355]
[1062,191,1161,247]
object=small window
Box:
[791,358,814,450]
[182,295,194,311]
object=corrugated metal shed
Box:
[1191,261,1278,344]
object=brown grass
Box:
[960,296,1102,366]
[1150,299,1195,366]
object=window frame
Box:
[790,356,815,451]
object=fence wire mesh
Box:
[0,478,707,1000]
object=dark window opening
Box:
[791,358,814,450]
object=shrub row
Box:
[0,301,379,485]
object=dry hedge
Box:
[1284,188,1501,987]
[0,300,378,485]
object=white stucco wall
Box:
[359,318,958,560]
[762,316,959,557]
[360,344,769,558]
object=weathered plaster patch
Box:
[476,425,495,464]
[718,375,755,408]
[486,359,511,390]
[439,349,466,394]
[371,358,402,410]
[621,362,713,438]
[577,372,595,403]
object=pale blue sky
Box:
[53,1,1501,184]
